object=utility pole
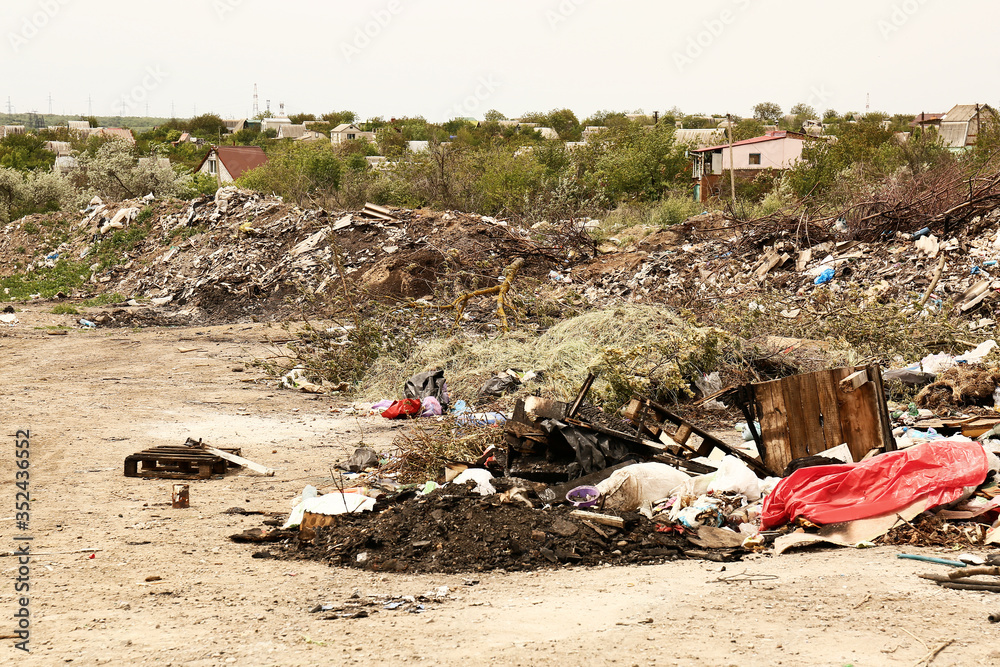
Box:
[88,95,92,116]
[48,93,53,115]
[726,113,736,202]
[253,83,259,117]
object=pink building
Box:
[690,130,810,201]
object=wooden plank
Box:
[200,446,275,476]
[569,510,624,529]
[814,371,846,453]
[797,372,826,456]
[780,373,811,461]
[869,364,897,452]
[833,367,880,463]
[756,380,790,475]
[674,423,693,445]
[839,369,869,393]
[622,398,643,422]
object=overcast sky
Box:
[2,0,995,122]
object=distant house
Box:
[689,130,811,202]
[277,124,306,140]
[96,127,136,145]
[535,127,559,140]
[938,104,997,149]
[45,141,72,156]
[2,125,25,138]
[196,145,268,184]
[224,118,247,133]
[260,116,292,134]
[53,155,79,175]
[68,120,91,132]
[330,123,375,145]
[674,128,726,150]
[910,113,944,131]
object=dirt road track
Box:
[1,305,998,666]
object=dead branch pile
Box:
[916,364,1000,410]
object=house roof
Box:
[332,123,361,133]
[197,145,268,179]
[278,124,307,139]
[911,113,944,127]
[99,127,136,144]
[690,130,807,153]
[942,104,993,123]
[675,128,726,149]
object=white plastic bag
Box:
[596,463,690,512]
[707,456,761,501]
[452,468,496,496]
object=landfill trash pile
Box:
[8,188,1000,337]
[264,481,740,574]
[1,189,562,326]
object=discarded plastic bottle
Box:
[907,402,919,417]
[78,319,96,328]
[911,227,931,240]
[814,268,835,285]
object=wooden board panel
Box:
[833,367,879,462]
[780,373,812,461]
[796,372,826,456]
[814,370,846,452]
[756,379,790,475]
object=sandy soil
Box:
[2,302,999,666]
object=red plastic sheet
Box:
[761,441,989,529]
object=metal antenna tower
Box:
[253,83,259,117]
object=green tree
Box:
[0,134,56,171]
[236,142,343,203]
[188,114,228,139]
[786,121,900,197]
[289,113,317,124]
[546,108,582,141]
[731,118,765,142]
[753,102,783,124]
[483,109,507,122]
[789,103,817,120]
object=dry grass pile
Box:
[359,305,727,409]
[382,418,505,483]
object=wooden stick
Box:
[948,565,1000,580]
[914,639,953,667]
[201,446,275,476]
[0,549,102,557]
[569,510,624,529]
[919,253,947,308]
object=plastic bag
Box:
[761,441,988,529]
[381,399,422,419]
[596,463,690,512]
[707,456,761,501]
[452,468,496,496]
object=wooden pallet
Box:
[124,445,242,480]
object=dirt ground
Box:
[3,302,1000,667]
